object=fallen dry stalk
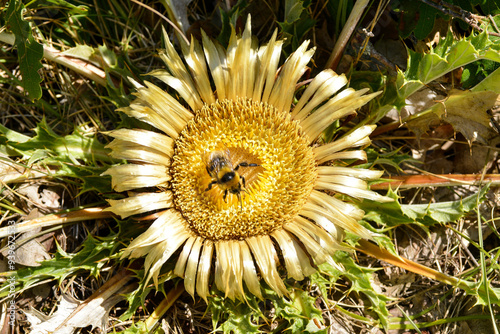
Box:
[370,173,500,190]
[0,32,107,86]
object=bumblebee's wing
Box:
[223,148,233,168]
[202,150,233,176]
[202,150,213,167]
[202,150,226,164]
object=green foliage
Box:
[119,270,156,321]
[284,0,305,23]
[313,253,392,330]
[402,187,489,223]
[5,0,44,100]
[460,277,500,307]
[64,43,134,108]
[363,148,417,173]
[325,0,353,37]
[339,255,391,329]
[348,70,386,94]
[209,282,325,333]
[394,0,500,39]
[31,0,88,14]
[396,1,444,40]
[210,296,262,334]
[115,322,149,334]
[217,2,253,47]
[14,119,110,163]
[397,30,500,107]
[0,119,114,193]
[1,234,117,296]
[462,59,500,88]
[278,0,316,51]
[361,187,489,229]
[367,23,500,125]
[273,289,325,333]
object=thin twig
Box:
[130,0,189,45]
[419,0,500,37]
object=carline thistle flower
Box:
[103,17,392,301]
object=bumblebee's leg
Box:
[223,190,228,202]
[241,175,246,188]
[237,192,243,210]
[234,162,259,171]
[205,181,217,192]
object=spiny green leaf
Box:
[274,289,325,333]
[397,28,500,105]
[210,297,261,334]
[0,118,112,164]
[335,252,391,329]
[2,234,117,296]
[6,0,43,101]
[361,186,489,228]
[0,123,31,156]
[0,119,114,193]
[401,186,489,224]
[120,274,155,321]
[208,283,326,334]
[360,189,416,227]
[459,279,500,306]
[369,23,500,125]
[363,148,417,172]
[0,123,30,143]
[311,255,391,329]
[309,268,340,307]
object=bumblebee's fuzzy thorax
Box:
[217,170,240,193]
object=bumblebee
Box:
[203,150,259,207]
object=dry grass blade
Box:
[0,208,113,238]
[371,173,500,190]
[356,239,461,287]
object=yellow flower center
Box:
[171,98,317,241]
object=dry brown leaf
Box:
[24,294,79,334]
[24,271,135,333]
[2,229,50,267]
[407,89,499,144]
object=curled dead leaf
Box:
[407,89,499,145]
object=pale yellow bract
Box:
[102,17,392,301]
